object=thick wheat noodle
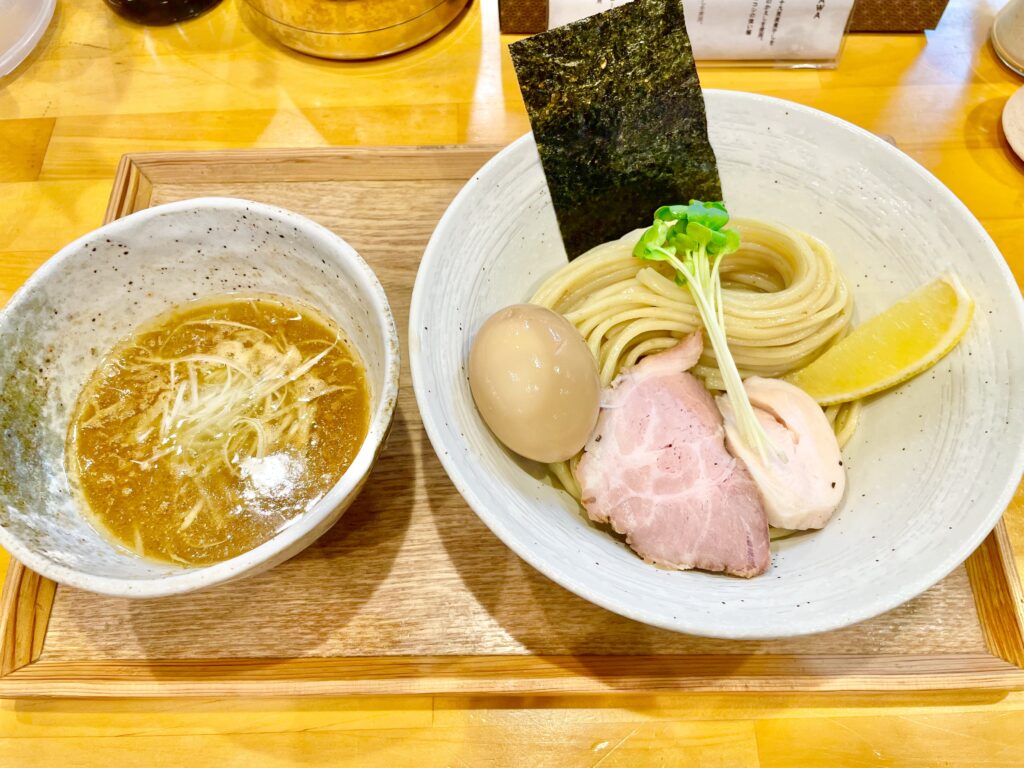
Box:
[530,218,861,501]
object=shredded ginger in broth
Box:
[66,294,370,566]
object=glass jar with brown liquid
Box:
[104,0,224,25]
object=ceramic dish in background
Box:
[0,198,400,598]
[1003,86,1024,163]
[409,90,1024,639]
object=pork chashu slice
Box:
[575,333,770,578]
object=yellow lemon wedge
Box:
[784,273,974,406]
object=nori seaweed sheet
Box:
[509,0,722,259]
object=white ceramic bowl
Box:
[0,198,400,598]
[410,90,1024,639]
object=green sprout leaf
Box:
[687,201,729,231]
[666,229,699,254]
[655,204,691,223]
[685,221,714,248]
[633,201,775,460]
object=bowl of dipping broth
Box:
[0,198,399,597]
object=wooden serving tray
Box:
[2,146,1024,697]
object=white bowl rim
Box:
[0,197,401,598]
[409,90,1024,638]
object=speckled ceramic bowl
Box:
[0,198,400,597]
[410,91,1024,639]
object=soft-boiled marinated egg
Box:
[469,304,600,463]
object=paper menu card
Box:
[548,0,855,61]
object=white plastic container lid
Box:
[0,0,56,77]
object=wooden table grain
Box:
[1,0,1023,764]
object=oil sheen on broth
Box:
[66,294,370,566]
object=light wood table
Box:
[1,0,1023,764]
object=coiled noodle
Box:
[530,218,861,499]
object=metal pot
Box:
[242,0,470,59]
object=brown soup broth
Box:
[66,294,370,566]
